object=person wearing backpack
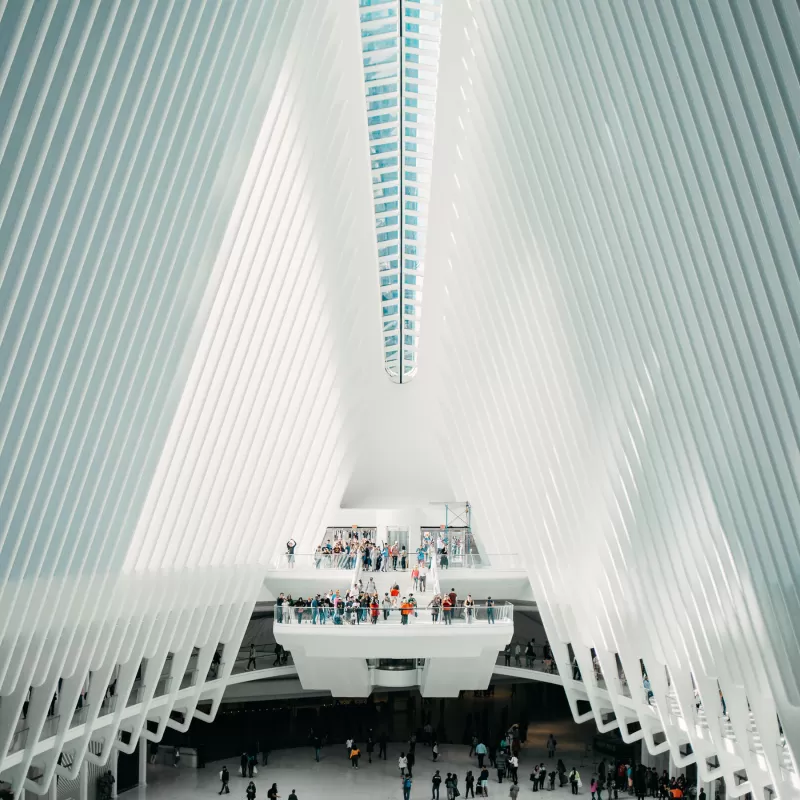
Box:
[569,768,580,795]
[218,766,230,794]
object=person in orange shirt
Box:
[401,599,413,625]
[390,584,401,608]
[370,599,379,624]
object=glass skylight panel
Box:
[359,0,442,383]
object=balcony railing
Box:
[275,602,513,626]
[99,695,117,716]
[180,669,198,690]
[70,705,90,729]
[127,682,145,707]
[154,676,172,698]
[9,726,28,753]
[435,552,520,570]
[271,553,356,570]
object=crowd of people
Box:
[209,725,695,800]
[274,588,497,625]
[297,530,470,574]
[501,640,557,673]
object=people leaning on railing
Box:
[274,589,506,625]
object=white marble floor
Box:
[128,730,599,800]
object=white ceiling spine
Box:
[425,1,800,796]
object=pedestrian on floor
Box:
[312,735,321,762]
[247,644,257,671]
[569,768,580,796]
[503,644,511,666]
[465,771,475,798]
[246,780,256,800]
[479,767,490,797]
[496,750,506,784]
[240,752,248,778]
[366,734,374,763]
[531,765,540,793]
[538,765,546,792]
[266,784,279,800]
[445,773,455,800]
[173,746,180,768]
[399,752,408,778]
[379,731,388,760]
[546,734,557,759]
[509,783,519,800]
[432,770,442,800]
[403,775,413,800]
[432,740,439,762]
[350,744,360,769]
[507,755,518,784]
[476,740,487,768]
[218,766,230,794]
[407,749,416,778]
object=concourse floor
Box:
[128,727,598,800]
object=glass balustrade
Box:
[271,553,356,570]
[275,602,513,626]
[435,553,520,570]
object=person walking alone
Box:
[247,644,257,671]
[569,768,580,795]
[218,766,230,794]
[546,734,557,759]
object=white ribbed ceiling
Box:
[0,1,799,797]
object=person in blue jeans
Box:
[403,775,413,800]
[487,597,495,624]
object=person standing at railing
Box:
[401,599,413,625]
[286,539,297,568]
[486,597,495,624]
[442,595,452,624]
[428,594,441,623]
[370,598,379,624]
[311,595,319,624]
[465,595,475,623]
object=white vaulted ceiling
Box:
[0,0,799,797]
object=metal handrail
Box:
[276,602,513,625]
[271,553,356,570]
[435,552,521,570]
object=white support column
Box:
[48,774,57,800]
[668,750,679,779]
[139,734,148,786]
[110,748,119,798]
[79,759,88,800]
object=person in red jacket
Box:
[370,599,379,624]
[442,596,453,625]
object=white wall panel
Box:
[425,1,800,797]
